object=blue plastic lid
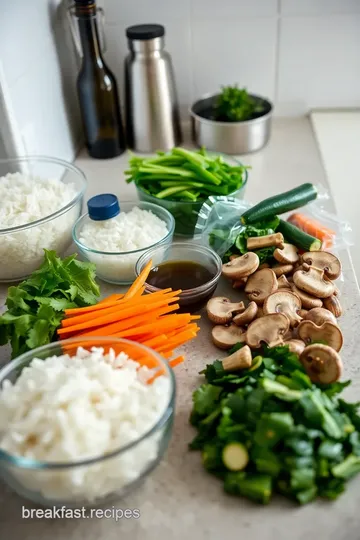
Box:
[87,194,120,221]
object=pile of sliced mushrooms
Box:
[206,232,344,384]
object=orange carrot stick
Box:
[169,355,185,368]
[288,213,334,247]
[142,334,168,349]
[157,329,198,353]
[113,314,193,339]
[123,259,153,301]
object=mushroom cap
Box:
[233,302,258,326]
[274,243,299,265]
[206,297,245,325]
[222,252,260,280]
[290,284,323,309]
[232,277,248,289]
[212,324,247,350]
[263,290,302,327]
[323,295,343,318]
[298,309,308,319]
[297,320,343,352]
[277,275,292,289]
[245,268,278,305]
[304,307,337,326]
[293,266,335,299]
[284,339,306,356]
[301,251,341,280]
[272,264,294,277]
[222,345,252,371]
[246,313,290,349]
[300,344,343,384]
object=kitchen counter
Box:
[1,118,360,540]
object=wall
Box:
[101,0,360,116]
[0,1,81,161]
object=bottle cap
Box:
[126,24,165,41]
[87,194,120,221]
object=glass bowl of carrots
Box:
[0,337,176,507]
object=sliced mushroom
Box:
[300,344,343,384]
[246,232,284,250]
[229,254,240,261]
[277,275,291,290]
[333,284,340,297]
[246,313,290,349]
[290,284,323,309]
[233,277,248,289]
[301,251,341,280]
[222,252,260,280]
[284,339,306,356]
[211,324,247,350]
[222,345,252,371]
[245,268,278,305]
[233,302,258,327]
[323,295,343,318]
[284,329,295,341]
[272,264,294,277]
[274,243,299,265]
[297,320,343,352]
[298,309,308,319]
[206,297,245,325]
[256,307,264,319]
[259,263,270,270]
[263,291,302,327]
[293,266,335,299]
[304,307,337,326]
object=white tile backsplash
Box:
[192,0,278,18]
[103,0,191,23]
[278,15,360,109]
[280,0,360,16]
[192,18,277,100]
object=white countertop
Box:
[1,118,360,540]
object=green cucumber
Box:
[278,220,322,251]
[240,183,317,225]
[222,443,249,471]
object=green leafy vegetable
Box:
[189,345,360,505]
[0,250,100,358]
[215,86,267,122]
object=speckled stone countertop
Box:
[1,119,359,540]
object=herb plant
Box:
[215,86,266,122]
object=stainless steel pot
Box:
[190,93,273,155]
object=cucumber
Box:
[222,443,249,471]
[278,220,322,251]
[240,183,317,225]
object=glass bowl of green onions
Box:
[125,147,248,237]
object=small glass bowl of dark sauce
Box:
[135,243,222,313]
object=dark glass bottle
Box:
[74,0,126,159]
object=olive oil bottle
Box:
[74,0,126,159]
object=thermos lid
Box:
[126,24,165,40]
[87,194,120,221]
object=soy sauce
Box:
[147,261,216,313]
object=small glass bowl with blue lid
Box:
[72,195,175,285]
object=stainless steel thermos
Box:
[125,24,182,152]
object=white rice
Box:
[78,206,169,283]
[0,346,170,502]
[0,173,78,281]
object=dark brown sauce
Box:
[147,260,216,313]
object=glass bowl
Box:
[72,201,175,285]
[0,156,87,282]
[135,242,222,313]
[135,155,248,238]
[0,337,175,507]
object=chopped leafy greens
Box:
[189,345,360,505]
[0,250,100,358]
[215,86,267,122]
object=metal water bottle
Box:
[125,24,182,152]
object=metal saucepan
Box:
[190,93,273,155]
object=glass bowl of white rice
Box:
[72,200,175,285]
[0,337,175,507]
[0,156,87,282]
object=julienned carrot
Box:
[157,329,198,353]
[62,304,180,339]
[165,323,199,340]
[61,290,180,329]
[288,213,335,247]
[161,350,174,359]
[123,259,153,301]
[169,356,185,368]
[112,314,194,339]
[142,334,168,349]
